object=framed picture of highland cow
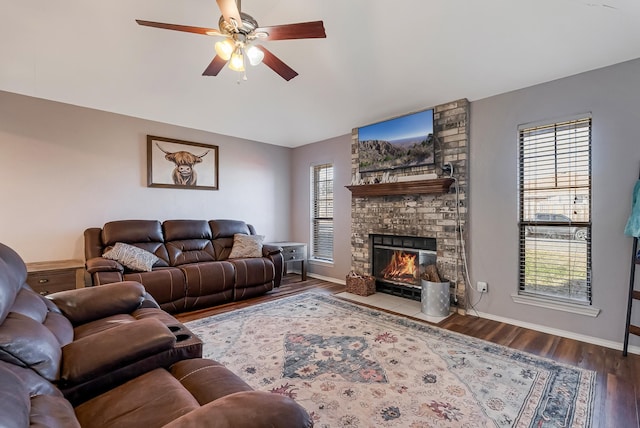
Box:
[147,135,219,190]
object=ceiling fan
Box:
[136,0,326,81]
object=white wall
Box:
[0,91,291,262]
[468,58,640,346]
[290,134,352,281]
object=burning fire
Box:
[381,251,417,281]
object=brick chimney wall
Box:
[350,99,469,312]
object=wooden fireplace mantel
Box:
[346,178,455,197]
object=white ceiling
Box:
[2,1,640,147]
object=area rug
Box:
[185,293,595,427]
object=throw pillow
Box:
[228,234,264,259]
[102,242,159,272]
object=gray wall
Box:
[0,91,291,262]
[469,58,640,346]
[290,134,352,282]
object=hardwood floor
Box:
[176,274,640,428]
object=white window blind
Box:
[311,163,334,261]
[518,117,592,304]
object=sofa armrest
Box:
[47,281,147,325]
[61,318,175,385]
[263,246,283,287]
[85,257,124,274]
[162,391,312,428]
[262,244,282,257]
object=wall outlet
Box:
[477,281,488,293]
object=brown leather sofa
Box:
[84,219,284,313]
[0,242,202,405]
[0,359,311,428]
[0,242,312,427]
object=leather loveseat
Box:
[0,242,312,427]
[84,219,284,313]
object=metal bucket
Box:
[421,280,450,317]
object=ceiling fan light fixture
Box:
[214,38,234,61]
[246,45,264,66]
[228,47,245,72]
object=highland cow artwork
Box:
[358,109,435,173]
[147,136,219,190]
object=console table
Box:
[25,259,85,296]
[269,242,307,281]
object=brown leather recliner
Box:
[0,242,202,405]
[0,241,311,427]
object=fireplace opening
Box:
[371,234,436,301]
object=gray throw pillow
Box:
[102,242,159,272]
[228,234,264,259]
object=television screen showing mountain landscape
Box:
[358,109,435,173]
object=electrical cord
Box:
[450,168,483,317]
[436,135,482,317]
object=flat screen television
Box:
[357,108,435,173]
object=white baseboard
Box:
[283,270,345,285]
[307,272,346,285]
[476,310,640,356]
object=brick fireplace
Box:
[371,234,437,300]
[349,99,469,312]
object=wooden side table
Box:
[25,259,85,296]
[269,242,307,281]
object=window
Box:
[311,163,334,262]
[518,117,592,304]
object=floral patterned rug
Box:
[185,293,595,427]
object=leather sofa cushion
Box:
[163,220,212,241]
[0,361,62,397]
[60,318,176,385]
[101,220,170,266]
[0,362,30,428]
[228,258,275,288]
[166,240,216,266]
[11,287,49,323]
[102,220,164,246]
[209,220,251,239]
[181,261,235,297]
[48,281,146,325]
[30,395,80,428]
[72,313,138,339]
[75,368,200,428]
[162,391,314,428]
[0,245,25,323]
[43,312,74,347]
[123,269,187,313]
[0,312,61,381]
[0,243,28,286]
[170,359,253,403]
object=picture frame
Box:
[147,135,219,190]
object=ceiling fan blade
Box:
[255,21,326,41]
[256,45,298,81]
[202,55,227,76]
[136,20,223,37]
[216,0,242,28]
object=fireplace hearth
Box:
[371,234,437,301]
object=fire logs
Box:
[421,264,441,283]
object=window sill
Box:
[511,294,601,317]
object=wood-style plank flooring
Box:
[176,274,640,428]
